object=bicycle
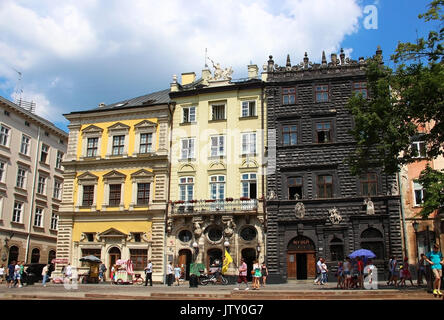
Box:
[132,273,144,285]
[199,273,228,285]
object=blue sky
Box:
[0,0,436,132]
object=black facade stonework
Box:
[264,51,403,283]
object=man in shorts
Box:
[234,258,248,290]
[343,257,352,289]
[424,244,443,297]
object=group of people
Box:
[3,261,25,288]
[234,258,268,290]
[166,261,182,286]
[332,257,377,289]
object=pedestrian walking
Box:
[14,261,22,288]
[65,263,72,284]
[252,260,261,290]
[7,261,15,288]
[336,261,344,289]
[314,257,323,285]
[261,262,268,287]
[424,244,443,298]
[320,260,328,285]
[0,264,5,284]
[42,264,50,287]
[343,257,352,289]
[356,257,364,289]
[399,257,413,287]
[417,253,426,286]
[234,258,249,290]
[387,256,398,286]
[166,261,173,286]
[365,259,376,287]
[144,260,153,286]
[98,263,107,282]
[174,264,182,286]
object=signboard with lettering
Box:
[52,258,69,264]
[287,236,315,251]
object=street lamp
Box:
[192,241,199,262]
[223,240,230,253]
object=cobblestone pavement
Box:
[0,280,440,300]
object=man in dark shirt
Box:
[7,261,16,288]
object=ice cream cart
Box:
[112,259,143,285]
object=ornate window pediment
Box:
[103,170,126,180]
[107,122,130,132]
[82,125,103,135]
[134,120,157,130]
[130,169,154,180]
[98,228,128,238]
[77,172,99,182]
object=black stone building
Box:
[264,48,403,283]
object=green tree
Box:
[347,0,444,217]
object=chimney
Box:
[181,72,196,85]
[248,64,259,79]
[98,102,106,108]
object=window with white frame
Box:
[20,135,30,155]
[50,212,59,230]
[241,173,257,199]
[139,133,153,154]
[137,183,150,205]
[0,125,10,147]
[179,177,194,201]
[241,101,256,117]
[109,184,122,206]
[16,167,26,189]
[210,175,225,200]
[40,144,49,163]
[12,201,23,223]
[53,180,62,200]
[181,138,195,159]
[183,106,196,123]
[56,151,64,169]
[210,135,225,157]
[112,135,125,155]
[413,180,424,206]
[37,175,46,194]
[211,104,225,120]
[242,133,256,155]
[82,185,95,206]
[34,207,43,227]
[411,141,426,158]
[0,160,5,183]
[86,137,99,157]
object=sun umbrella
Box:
[79,255,102,263]
[348,249,376,259]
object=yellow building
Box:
[167,64,267,279]
[55,90,172,282]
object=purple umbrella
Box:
[348,249,376,259]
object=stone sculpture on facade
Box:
[295,202,305,219]
[193,221,202,238]
[223,219,236,238]
[328,207,343,225]
[208,58,234,81]
[364,198,375,215]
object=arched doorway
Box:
[178,249,192,280]
[8,246,19,265]
[31,248,40,263]
[108,247,121,278]
[48,250,56,264]
[241,248,257,281]
[287,235,316,280]
[360,228,384,260]
[206,248,222,273]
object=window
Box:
[12,202,23,223]
[411,141,426,158]
[109,184,121,206]
[317,175,333,198]
[139,133,153,154]
[361,173,377,196]
[82,185,94,206]
[40,144,49,163]
[34,207,43,227]
[353,82,368,98]
[130,249,148,270]
[53,181,62,199]
[241,173,257,199]
[208,227,223,242]
[288,177,303,200]
[210,135,225,157]
[133,233,142,242]
[282,87,296,105]
[210,175,225,200]
[56,151,64,169]
[183,106,196,123]
[137,183,150,205]
[413,181,424,206]
[87,137,99,157]
[85,233,95,242]
[330,238,344,261]
[211,104,225,120]
[181,138,195,159]
[25,121,30,127]
[240,226,257,241]
[16,168,26,188]
[112,135,125,155]
[179,177,194,201]
[0,160,5,183]
[241,101,256,117]
[50,212,58,230]
[361,228,384,260]
[242,132,256,155]
[0,125,10,146]
[283,125,298,146]
[20,135,30,155]
[37,175,46,194]
[178,230,193,242]
[316,121,332,143]
[315,85,329,102]
[31,248,40,263]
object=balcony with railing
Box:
[170,198,261,215]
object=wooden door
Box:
[287,252,297,279]
[307,252,316,278]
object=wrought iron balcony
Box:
[170,199,259,215]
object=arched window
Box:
[31,248,40,263]
[330,237,344,261]
[178,230,193,243]
[240,226,257,241]
[8,246,19,264]
[361,228,384,260]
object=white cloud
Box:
[0,0,365,125]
